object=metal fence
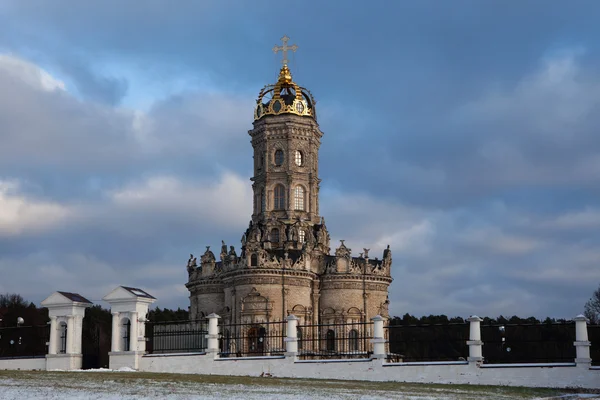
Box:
[0,325,49,359]
[296,321,374,360]
[386,323,469,362]
[219,321,287,357]
[145,320,208,354]
[587,324,599,366]
[481,322,576,363]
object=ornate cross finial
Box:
[272,35,298,66]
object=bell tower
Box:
[248,36,324,250]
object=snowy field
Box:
[0,370,598,400]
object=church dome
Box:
[255,65,317,121]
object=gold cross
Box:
[272,35,298,66]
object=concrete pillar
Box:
[130,312,138,352]
[66,315,74,354]
[370,315,386,359]
[207,313,221,357]
[467,315,483,365]
[111,312,120,352]
[48,316,57,355]
[573,314,591,368]
[285,314,299,356]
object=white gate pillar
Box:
[285,314,299,356]
[573,314,592,368]
[467,315,484,365]
[41,291,92,371]
[103,286,156,370]
[207,313,221,357]
[370,315,386,359]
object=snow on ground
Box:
[0,370,598,400]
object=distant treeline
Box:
[389,313,574,326]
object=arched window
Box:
[271,228,280,243]
[274,150,284,166]
[294,150,303,166]
[274,185,285,210]
[349,329,359,352]
[251,254,258,267]
[297,327,303,350]
[59,322,67,354]
[298,229,305,243]
[121,318,131,351]
[261,189,266,212]
[294,186,305,211]
[326,329,336,352]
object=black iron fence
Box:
[219,321,287,357]
[481,322,576,363]
[586,324,599,366]
[386,323,469,362]
[0,325,49,359]
[145,320,207,354]
[297,321,374,360]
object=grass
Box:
[0,370,597,399]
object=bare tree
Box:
[0,293,29,308]
[584,284,600,324]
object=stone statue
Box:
[187,254,197,274]
[229,245,237,258]
[321,216,325,225]
[288,226,296,241]
[221,240,227,255]
[241,233,247,246]
[363,248,370,258]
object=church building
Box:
[186,37,392,327]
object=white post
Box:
[285,314,299,356]
[129,312,138,352]
[207,313,221,357]
[48,316,57,355]
[66,315,74,354]
[467,315,483,365]
[370,315,386,359]
[111,312,120,352]
[573,314,591,368]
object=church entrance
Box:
[247,326,266,355]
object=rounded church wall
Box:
[319,277,391,322]
[192,290,224,319]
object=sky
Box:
[1,0,599,319]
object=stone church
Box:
[186,37,392,327]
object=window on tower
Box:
[274,185,286,210]
[298,229,305,243]
[275,149,284,166]
[271,228,280,243]
[294,150,303,166]
[294,186,305,211]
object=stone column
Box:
[370,315,386,359]
[129,312,138,352]
[66,315,74,355]
[285,314,299,356]
[48,316,58,355]
[573,315,591,368]
[467,315,483,365]
[207,313,221,357]
[111,312,120,352]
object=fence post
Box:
[285,314,299,357]
[371,315,386,359]
[573,314,591,368]
[207,313,221,357]
[467,315,483,366]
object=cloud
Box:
[0,54,65,91]
[0,180,70,237]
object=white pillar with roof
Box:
[41,291,93,371]
[103,286,156,370]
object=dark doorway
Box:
[248,326,265,354]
